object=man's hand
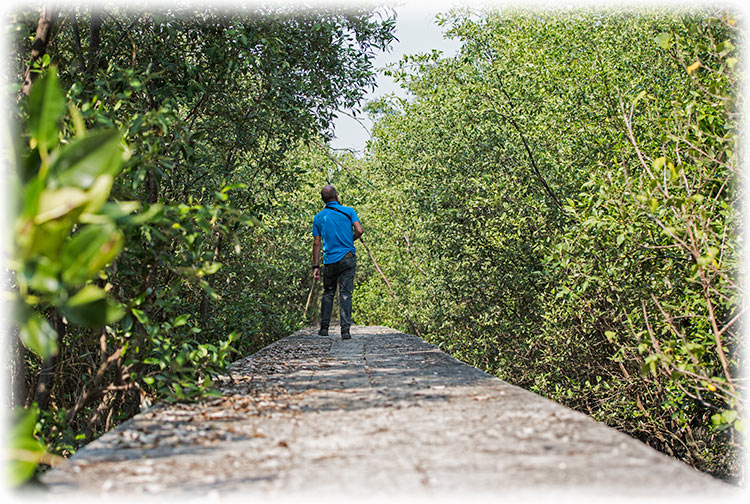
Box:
[313,267,321,281]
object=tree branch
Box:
[22,5,58,96]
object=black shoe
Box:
[341,331,351,340]
[318,328,328,336]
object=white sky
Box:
[329,1,464,154]
[327,0,750,154]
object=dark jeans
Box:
[320,255,356,333]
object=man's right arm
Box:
[312,235,322,280]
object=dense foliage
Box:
[5,4,394,482]
[4,4,743,487]
[347,8,744,481]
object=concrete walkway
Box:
[41,325,738,501]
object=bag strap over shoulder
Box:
[325,205,352,222]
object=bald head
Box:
[321,185,338,203]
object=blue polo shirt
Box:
[312,201,359,264]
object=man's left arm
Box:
[353,221,364,241]
[350,208,364,241]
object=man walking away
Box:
[312,185,364,340]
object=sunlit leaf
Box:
[48,131,125,190]
[7,405,46,487]
[60,224,124,285]
[19,312,58,359]
[27,67,65,154]
[655,32,671,49]
[686,60,701,74]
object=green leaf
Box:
[718,39,735,57]
[721,410,738,424]
[633,90,647,105]
[61,284,124,327]
[220,183,247,193]
[79,174,116,217]
[198,262,222,276]
[60,224,123,285]
[655,32,671,49]
[8,405,46,487]
[172,382,185,399]
[19,312,58,359]
[25,256,61,294]
[27,67,65,154]
[48,131,125,190]
[33,186,89,223]
[19,174,44,220]
[131,308,149,324]
[734,419,745,434]
[97,201,141,221]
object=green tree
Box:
[356,7,743,480]
[7,4,395,483]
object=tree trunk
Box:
[71,10,87,71]
[87,10,102,74]
[21,5,58,96]
[8,330,27,407]
[145,169,159,204]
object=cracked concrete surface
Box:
[40,325,738,501]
